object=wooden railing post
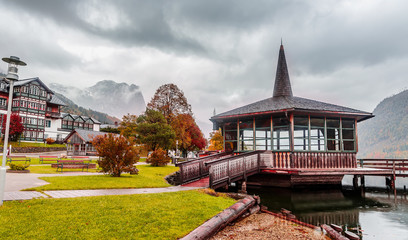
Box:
[243,156,247,181]
[257,153,261,173]
[180,165,184,183]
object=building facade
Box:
[0,77,100,142]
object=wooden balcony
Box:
[46,111,60,118]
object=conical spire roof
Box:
[273,44,293,97]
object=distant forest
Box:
[358,89,408,158]
[56,93,121,124]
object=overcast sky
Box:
[1,0,407,136]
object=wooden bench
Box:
[7,156,31,164]
[56,160,89,172]
[39,156,60,164]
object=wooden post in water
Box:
[353,175,359,190]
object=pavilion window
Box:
[224,122,238,152]
[255,118,271,150]
[327,118,340,151]
[273,117,290,151]
[310,117,325,151]
[342,118,355,151]
[239,120,254,151]
[294,116,309,151]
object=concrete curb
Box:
[181,195,259,240]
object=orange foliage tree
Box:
[171,114,206,156]
[92,133,139,177]
[208,130,224,151]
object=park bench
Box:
[39,155,60,164]
[6,156,31,164]
[56,160,89,172]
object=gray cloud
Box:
[1,0,408,136]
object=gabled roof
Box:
[211,96,372,121]
[64,129,110,143]
[61,113,101,124]
[47,95,66,106]
[14,77,54,93]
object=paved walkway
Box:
[4,171,203,202]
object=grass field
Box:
[27,165,100,174]
[26,165,179,190]
[3,141,66,148]
[0,191,236,239]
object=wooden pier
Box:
[176,152,405,190]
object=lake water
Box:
[245,175,408,240]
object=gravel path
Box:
[211,213,330,240]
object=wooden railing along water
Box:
[276,152,357,169]
[175,151,233,183]
[205,150,272,189]
[358,159,408,171]
[177,151,359,188]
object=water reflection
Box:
[246,186,408,239]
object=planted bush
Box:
[92,133,139,177]
[146,148,171,166]
[9,163,30,171]
[45,138,56,144]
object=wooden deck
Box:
[176,152,408,189]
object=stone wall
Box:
[11,147,66,153]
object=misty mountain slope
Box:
[50,80,146,119]
[56,93,120,124]
[358,89,408,158]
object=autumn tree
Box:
[1,113,24,141]
[135,109,175,151]
[147,83,192,123]
[100,126,120,134]
[118,114,138,139]
[208,130,224,151]
[171,114,206,156]
[92,133,139,177]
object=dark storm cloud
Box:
[6,0,408,73]
[3,0,206,55]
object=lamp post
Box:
[0,56,26,206]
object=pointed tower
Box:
[273,43,293,97]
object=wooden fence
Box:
[205,151,272,189]
[175,151,233,184]
[274,152,357,169]
[358,159,408,173]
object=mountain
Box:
[50,80,146,119]
[358,89,408,158]
[55,93,121,124]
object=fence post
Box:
[257,153,260,173]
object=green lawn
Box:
[4,141,66,148]
[28,165,100,174]
[26,165,179,191]
[0,191,236,239]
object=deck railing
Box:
[176,151,233,184]
[358,159,408,172]
[205,150,272,189]
[275,152,357,169]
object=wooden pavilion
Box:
[208,44,374,187]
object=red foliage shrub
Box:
[146,148,171,167]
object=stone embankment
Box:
[9,147,65,153]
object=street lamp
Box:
[0,56,26,206]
